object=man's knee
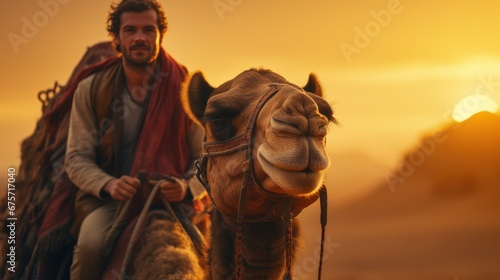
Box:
[71,205,115,279]
[74,228,106,257]
[75,203,116,256]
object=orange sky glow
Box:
[1,0,500,203]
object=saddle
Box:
[101,174,209,278]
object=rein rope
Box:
[195,84,328,280]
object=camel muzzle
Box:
[272,91,329,138]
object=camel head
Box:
[182,69,335,218]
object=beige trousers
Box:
[70,201,118,280]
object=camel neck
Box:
[209,210,298,279]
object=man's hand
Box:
[103,175,141,201]
[150,177,188,202]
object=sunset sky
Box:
[1,0,499,201]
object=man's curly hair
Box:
[107,0,168,53]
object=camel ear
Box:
[303,73,323,97]
[181,71,215,125]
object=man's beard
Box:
[122,42,158,68]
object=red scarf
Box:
[129,50,190,178]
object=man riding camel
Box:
[64,1,205,279]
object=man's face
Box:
[114,9,161,68]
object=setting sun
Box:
[452,95,499,122]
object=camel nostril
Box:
[308,115,329,137]
[271,117,305,135]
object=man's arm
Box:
[64,75,117,199]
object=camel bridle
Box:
[195,83,328,280]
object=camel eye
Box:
[206,115,236,141]
[209,116,226,131]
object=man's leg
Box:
[70,201,118,280]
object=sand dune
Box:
[297,112,500,279]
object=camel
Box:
[181,69,335,279]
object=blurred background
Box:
[1,0,499,279]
